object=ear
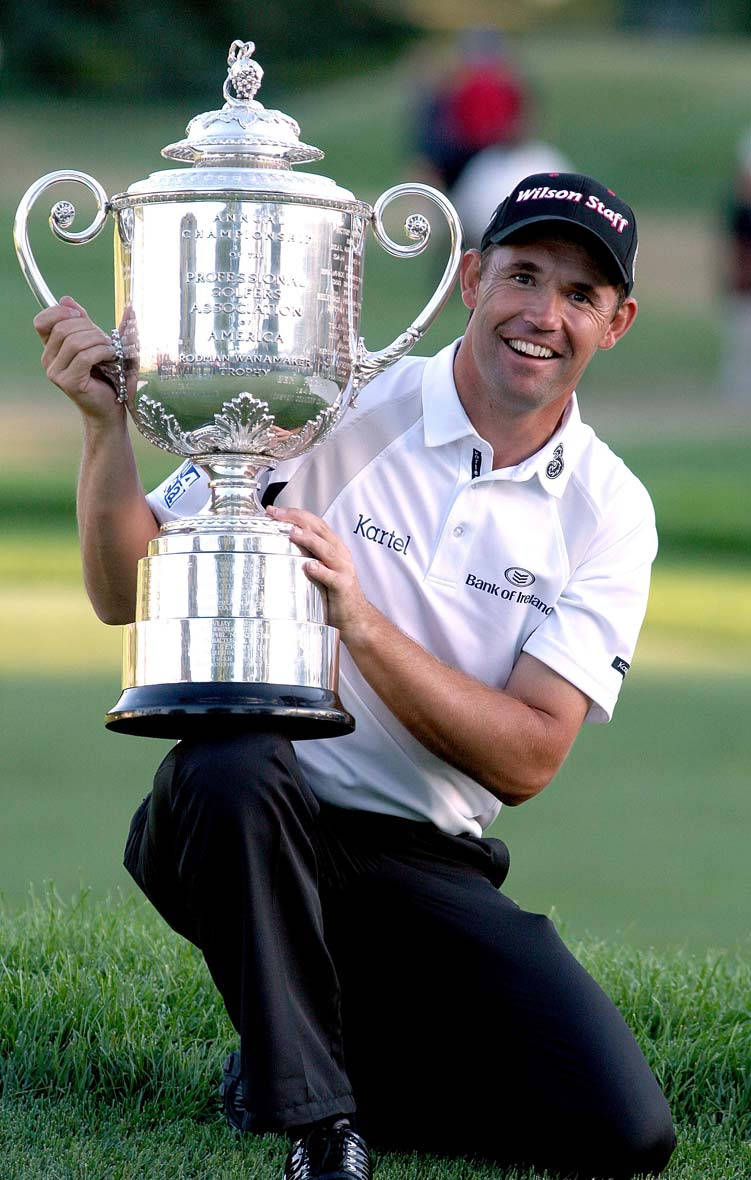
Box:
[459,249,483,311]
[598,296,638,351]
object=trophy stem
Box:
[201,453,270,518]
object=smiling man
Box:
[34,172,675,1180]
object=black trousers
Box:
[123,733,675,1179]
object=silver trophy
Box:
[14,39,463,739]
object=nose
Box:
[522,285,563,332]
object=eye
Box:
[569,290,592,305]
[511,272,534,285]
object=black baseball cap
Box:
[480,172,638,294]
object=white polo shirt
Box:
[147,340,657,836]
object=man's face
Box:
[459,233,637,415]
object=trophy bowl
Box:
[14,39,463,740]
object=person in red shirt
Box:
[414,29,528,192]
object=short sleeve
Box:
[146,456,311,524]
[146,460,210,524]
[522,494,658,723]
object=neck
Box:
[453,344,571,470]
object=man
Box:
[34,173,676,1180]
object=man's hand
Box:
[266,505,378,645]
[33,296,158,623]
[270,504,589,805]
[33,296,123,422]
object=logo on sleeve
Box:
[611,657,630,678]
[164,462,202,508]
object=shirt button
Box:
[452,525,465,537]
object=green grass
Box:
[517,35,751,216]
[0,663,748,954]
[492,668,750,952]
[0,892,749,1177]
[614,437,751,560]
[574,303,724,396]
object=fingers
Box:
[42,321,115,395]
[33,295,92,341]
[267,505,374,641]
[302,558,337,588]
[48,341,117,392]
[42,322,110,368]
[33,303,79,344]
[59,295,86,315]
[32,297,125,417]
[41,316,117,407]
[291,527,341,569]
[267,504,331,538]
[267,505,345,567]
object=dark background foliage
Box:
[3,0,751,103]
[0,0,416,102]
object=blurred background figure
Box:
[451,138,571,248]
[720,129,751,402]
[413,28,528,193]
[410,27,570,245]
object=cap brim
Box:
[484,213,633,293]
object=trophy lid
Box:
[161,40,323,168]
[115,39,368,211]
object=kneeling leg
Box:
[123,732,355,1129]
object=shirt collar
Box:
[421,339,478,448]
[508,394,586,499]
[420,337,588,499]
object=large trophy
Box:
[14,39,463,740]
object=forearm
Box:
[77,416,159,624]
[32,298,160,621]
[268,503,586,802]
[345,606,560,805]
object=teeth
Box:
[507,338,555,359]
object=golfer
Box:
[34,172,676,1180]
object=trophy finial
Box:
[161,37,323,165]
[225,40,264,103]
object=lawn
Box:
[1,548,748,952]
[1,412,749,950]
[0,894,749,1178]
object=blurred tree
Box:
[619,0,751,35]
[0,0,416,100]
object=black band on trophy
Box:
[106,682,355,739]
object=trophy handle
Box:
[13,170,128,400]
[352,183,463,398]
[14,170,111,309]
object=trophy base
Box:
[105,682,355,740]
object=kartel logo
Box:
[505,567,535,587]
[353,513,411,555]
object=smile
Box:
[503,338,558,360]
